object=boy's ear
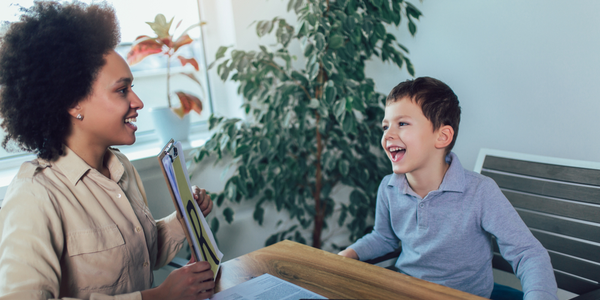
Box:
[435,125,454,149]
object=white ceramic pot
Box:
[150,106,190,147]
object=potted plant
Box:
[195,0,421,251]
[127,14,205,145]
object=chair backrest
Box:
[474,149,600,295]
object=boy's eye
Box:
[382,125,389,130]
[399,122,407,126]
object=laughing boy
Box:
[338,77,558,300]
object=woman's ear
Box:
[68,103,82,120]
[435,125,454,149]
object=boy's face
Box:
[381,97,442,175]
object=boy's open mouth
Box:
[388,146,405,162]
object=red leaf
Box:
[177,56,199,71]
[175,91,203,116]
[160,37,173,49]
[173,33,193,52]
[127,38,163,65]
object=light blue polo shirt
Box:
[349,152,558,300]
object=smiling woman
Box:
[0,2,215,299]
[0,0,212,161]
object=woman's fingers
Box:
[192,186,213,217]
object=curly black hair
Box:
[0,1,120,160]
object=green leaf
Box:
[404,57,415,76]
[308,98,320,109]
[315,32,325,51]
[259,138,270,154]
[215,46,228,60]
[253,205,265,225]
[303,43,315,58]
[325,85,336,105]
[349,190,365,206]
[338,205,348,227]
[328,34,344,49]
[216,193,225,207]
[210,217,220,234]
[223,207,234,224]
[265,233,279,246]
[235,144,251,157]
[408,20,417,36]
[334,98,347,119]
[338,160,350,176]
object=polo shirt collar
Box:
[50,146,124,185]
[387,152,466,194]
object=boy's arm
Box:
[344,178,400,261]
[480,178,558,300]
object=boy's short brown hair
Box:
[386,77,461,153]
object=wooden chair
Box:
[474,148,600,300]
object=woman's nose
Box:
[130,91,144,110]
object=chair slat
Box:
[516,209,600,244]
[482,171,600,205]
[483,156,600,186]
[531,229,600,264]
[548,251,600,284]
[554,271,600,295]
[502,190,600,224]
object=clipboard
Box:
[157,139,223,279]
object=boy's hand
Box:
[192,186,213,217]
[338,248,359,260]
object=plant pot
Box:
[150,106,190,147]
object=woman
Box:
[0,2,215,299]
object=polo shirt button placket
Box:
[419,203,425,208]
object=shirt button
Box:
[143,261,149,267]
[419,203,425,208]
[135,226,142,233]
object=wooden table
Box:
[214,240,486,300]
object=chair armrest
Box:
[363,248,402,265]
[570,288,600,300]
[167,256,188,268]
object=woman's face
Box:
[74,50,143,148]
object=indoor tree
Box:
[196,0,421,249]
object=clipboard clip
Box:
[162,139,178,163]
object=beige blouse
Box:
[0,147,186,300]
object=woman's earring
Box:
[76,114,83,120]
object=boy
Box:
[338,77,558,299]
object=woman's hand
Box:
[141,261,215,300]
[192,186,213,217]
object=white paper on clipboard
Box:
[160,141,223,278]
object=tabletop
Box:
[213,240,486,300]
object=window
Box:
[0,0,213,162]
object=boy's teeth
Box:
[125,117,136,123]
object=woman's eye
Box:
[399,122,407,126]
[382,125,389,130]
